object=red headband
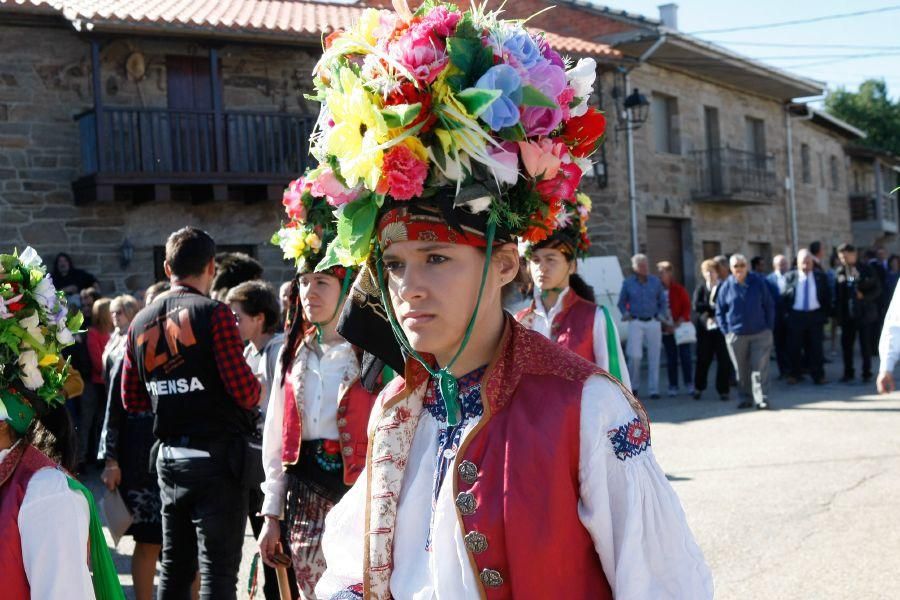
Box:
[377,207,488,250]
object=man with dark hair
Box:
[836,243,881,383]
[122,226,261,599]
[212,252,264,301]
[809,241,825,272]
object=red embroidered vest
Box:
[515,291,596,362]
[281,368,377,486]
[0,444,58,596]
[378,318,631,598]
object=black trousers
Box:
[694,328,730,395]
[157,451,249,600]
[840,318,874,378]
[773,316,790,376]
[788,310,826,381]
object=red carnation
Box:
[322,440,341,455]
[562,108,607,158]
[536,162,583,204]
[381,144,428,201]
[7,301,25,313]
[386,82,437,133]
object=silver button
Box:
[455,492,476,515]
[458,460,478,485]
[341,432,351,441]
[337,418,348,427]
[342,446,353,456]
[464,531,488,554]
[480,569,503,587]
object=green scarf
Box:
[65,476,126,600]
[600,305,623,381]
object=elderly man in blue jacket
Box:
[716,253,775,409]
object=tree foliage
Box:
[825,79,900,155]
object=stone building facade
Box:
[0,0,877,298]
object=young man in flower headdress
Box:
[0,247,123,599]
[287,2,712,598]
[515,192,631,389]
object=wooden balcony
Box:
[850,191,898,234]
[73,106,317,203]
[690,147,777,204]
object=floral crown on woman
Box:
[291,0,605,270]
[0,248,82,434]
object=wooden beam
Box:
[209,47,226,173]
[90,39,104,173]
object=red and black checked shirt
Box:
[122,288,260,413]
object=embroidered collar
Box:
[423,365,486,422]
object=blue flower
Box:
[474,64,522,130]
[503,32,543,70]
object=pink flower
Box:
[521,62,566,136]
[488,142,519,185]
[282,177,310,221]
[382,144,428,200]
[517,139,566,179]
[535,162,583,204]
[557,86,575,120]
[389,8,460,84]
[309,168,361,207]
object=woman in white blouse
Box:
[256,265,378,599]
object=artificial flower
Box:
[17,350,44,390]
[520,62,567,136]
[562,107,607,158]
[283,178,310,221]
[536,162,583,204]
[382,144,429,200]
[310,168,362,207]
[389,7,460,84]
[19,312,45,346]
[566,58,597,118]
[488,142,520,186]
[385,81,437,133]
[518,139,566,179]
[18,247,42,269]
[31,276,57,311]
[475,65,523,130]
[502,31,544,71]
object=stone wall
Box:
[592,62,854,279]
[0,21,319,296]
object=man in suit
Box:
[767,255,790,378]
[784,249,833,385]
[835,243,882,383]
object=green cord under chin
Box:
[314,269,354,346]
[539,286,565,299]
[375,221,497,426]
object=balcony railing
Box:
[690,147,777,204]
[850,192,898,232]
[76,107,317,179]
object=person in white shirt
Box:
[514,199,631,389]
[784,249,832,385]
[261,190,380,599]
[767,254,791,379]
[877,278,900,393]
[227,281,285,600]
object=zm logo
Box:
[137,308,197,372]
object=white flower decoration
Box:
[18,246,43,269]
[19,312,45,346]
[566,58,597,118]
[17,350,44,390]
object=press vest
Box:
[128,286,255,440]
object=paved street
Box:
[95,357,900,599]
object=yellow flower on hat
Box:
[325,68,389,191]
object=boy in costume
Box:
[275,3,712,597]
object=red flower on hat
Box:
[535,162,583,204]
[283,177,311,221]
[381,144,428,201]
[386,81,437,133]
[522,198,563,243]
[562,107,607,158]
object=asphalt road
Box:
[97,357,900,599]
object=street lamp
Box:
[623,88,650,127]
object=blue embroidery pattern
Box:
[423,365,486,550]
[607,417,651,461]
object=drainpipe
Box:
[784,103,814,256]
[625,35,667,255]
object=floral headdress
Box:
[0,247,82,435]
[295,0,606,420]
[520,191,593,260]
[302,0,605,270]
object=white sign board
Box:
[577,255,628,341]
